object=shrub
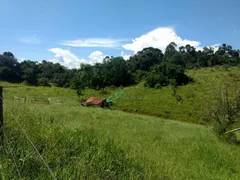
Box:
[205,77,240,144]
[38,78,50,86]
[213,124,239,144]
[223,64,230,71]
[99,88,108,95]
[144,73,160,88]
[144,63,192,88]
[154,83,161,89]
[76,88,83,96]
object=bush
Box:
[144,63,192,88]
[99,88,108,95]
[154,83,161,89]
[76,88,83,96]
[38,78,50,86]
[205,77,240,144]
[144,73,160,88]
[223,64,230,71]
[213,124,239,144]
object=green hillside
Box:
[0,66,240,179]
[83,66,240,124]
[1,96,240,179]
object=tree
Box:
[203,47,214,56]
[127,47,164,71]
[179,46,186,53]
[101,57,133,87]
[38,77,50,86]
[204,78,240,144]
[168,52,185,67]
[20,60,38,85]
[0,52,21,82]
[185,44,196,57]
[3,52,14,58]
[145,73,161,88]
[165,42,177,59]
[144,63,192,88]
[227,45,233,55]
[76,64,93,88]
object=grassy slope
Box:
[0,66,239,179]
[1,102,240,179]
[83,66,240,124]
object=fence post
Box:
[0,86,4,153]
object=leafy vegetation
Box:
[74,57,134,89]
[205,76,240,144]
[80,66,240,127]
[0,54,76,87]
[1,42,240,179]
[1,43,239,90]
[0,83,240,179]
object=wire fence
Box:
[0,89,207,179]
[4,131,22,179]
[0,96,57,180]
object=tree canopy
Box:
[0,42,239,90]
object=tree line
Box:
[0,52,76,87]
[0,43,239,90]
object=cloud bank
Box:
[88,50,105,64]
[48,48,87,68]
[50,27,220,68]
[48,48,131,68]
[122,27,201,53]
[48,49,110,68]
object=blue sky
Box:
[0,0,239,68]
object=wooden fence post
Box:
[0,86,4,153]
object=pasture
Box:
[0,66,240,179]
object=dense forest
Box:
[0,43,240,90]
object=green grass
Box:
[0,66,240,179]
[82,66,240,124]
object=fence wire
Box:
[0,96,57,180]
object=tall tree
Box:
[127,47,164,72]
[165,42,177,59]
[0,52,21,82]
[179,46,186,53]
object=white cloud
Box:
[121,51,132,60]
[88,50,105,64]
[122,27,201,53]
[49,27,221,68]
[48,48,87,69]
[19,35,41,44]
[88,50,133,62]
[88,50,133,63]
[61,38,127,48]
[48,49,108,68]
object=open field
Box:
[83,66,240,124]
[2,66,240,124]
[0,66,240,179]
[1,101,240,179]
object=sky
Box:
[0,0,240,68]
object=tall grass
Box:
[0,101,239,179]
[0,66,240,179]
[1,104,147,179]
